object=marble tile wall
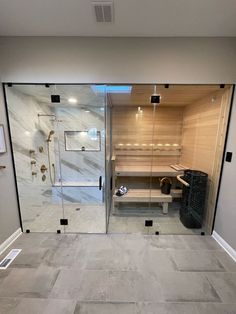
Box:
[5,85,106,231]
[6,87,59,230]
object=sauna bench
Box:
[113,189,172,214]
[115,165,181,177]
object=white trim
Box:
[0,228,22,256]
[212,231,236,262]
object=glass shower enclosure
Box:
[4,84,110,233]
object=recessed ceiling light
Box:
[85,110,90,113]
[68,97,77,104]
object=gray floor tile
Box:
[42,246,85,269]
[195,303,236,314]
[16,298,76,314]
[50,269,109,301]
[214,251,236,272]
[0,298,21,314]
[206,272,236,303]
[0,269,12,284]
[9,247,49,269]
[169,250,226,272]
[182,236,223,250]
[74,302,137,314]
[0,233,235,314]
[137,302,199,314]
[156,272,221,302]
[107,270,164,302]
[11,233,50,249]
[0,266,59,298]
[147,235,189,250]
[84,248,136,271]
[40,234,79,248]
[137,249,177,273]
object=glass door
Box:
[55,85,107,233]
[4,84,63,232]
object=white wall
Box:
[0,36,236,246]
[214,90,236,250]
[0,84,21,243]
[0,37,236,83]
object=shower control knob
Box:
[40,164,48,173]
[31,160,36,165]
[32,171,37,176]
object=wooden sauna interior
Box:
[109,84,233,233]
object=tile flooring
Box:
[23,204,106,233]
[108,202,203,235]
[0,233,236,313]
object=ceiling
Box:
[109,84,227,107]
[0,0,236,36]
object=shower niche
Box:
[64,130,101,151]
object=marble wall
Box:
[53,105,105,204]
[6,87,57,229]
[5,85,106,231]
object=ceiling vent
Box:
[92,1,114,23]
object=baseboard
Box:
[212,231,236,262]
[0,228,22,256]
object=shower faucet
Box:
[40,165,48,173]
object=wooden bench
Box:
[113,189,172,214]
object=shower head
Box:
[46,130,55,142]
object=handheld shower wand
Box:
[46,130,55,142]
[46,130,55,184]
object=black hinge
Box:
[60,219,68,225]
[145,220,153,227]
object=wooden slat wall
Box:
[180,88,232,232]
[180,91,223,172]
[112,106,184,166]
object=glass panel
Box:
[107,85,153,234]
[4,84,63,232]
[55,85,106,233]
[149,85,203,235]
[105,97,112,230]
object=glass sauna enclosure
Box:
[5,84,108,233]
[4,83,233,235]
[109,84,233,235]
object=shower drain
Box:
[75,208,80,211]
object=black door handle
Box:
[99,176,102,190]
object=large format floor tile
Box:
[154,271,221,302]
[0,266,59,298]
[0,233,235,314]
[169,250,226,272]
[136,302,199,314]
[74,302,136,314]
[0,297,76,314]
[206,272,236,303]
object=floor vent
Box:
[0,249,21,269]
[92,1,113,23]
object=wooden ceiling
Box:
[108,84,229,107]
